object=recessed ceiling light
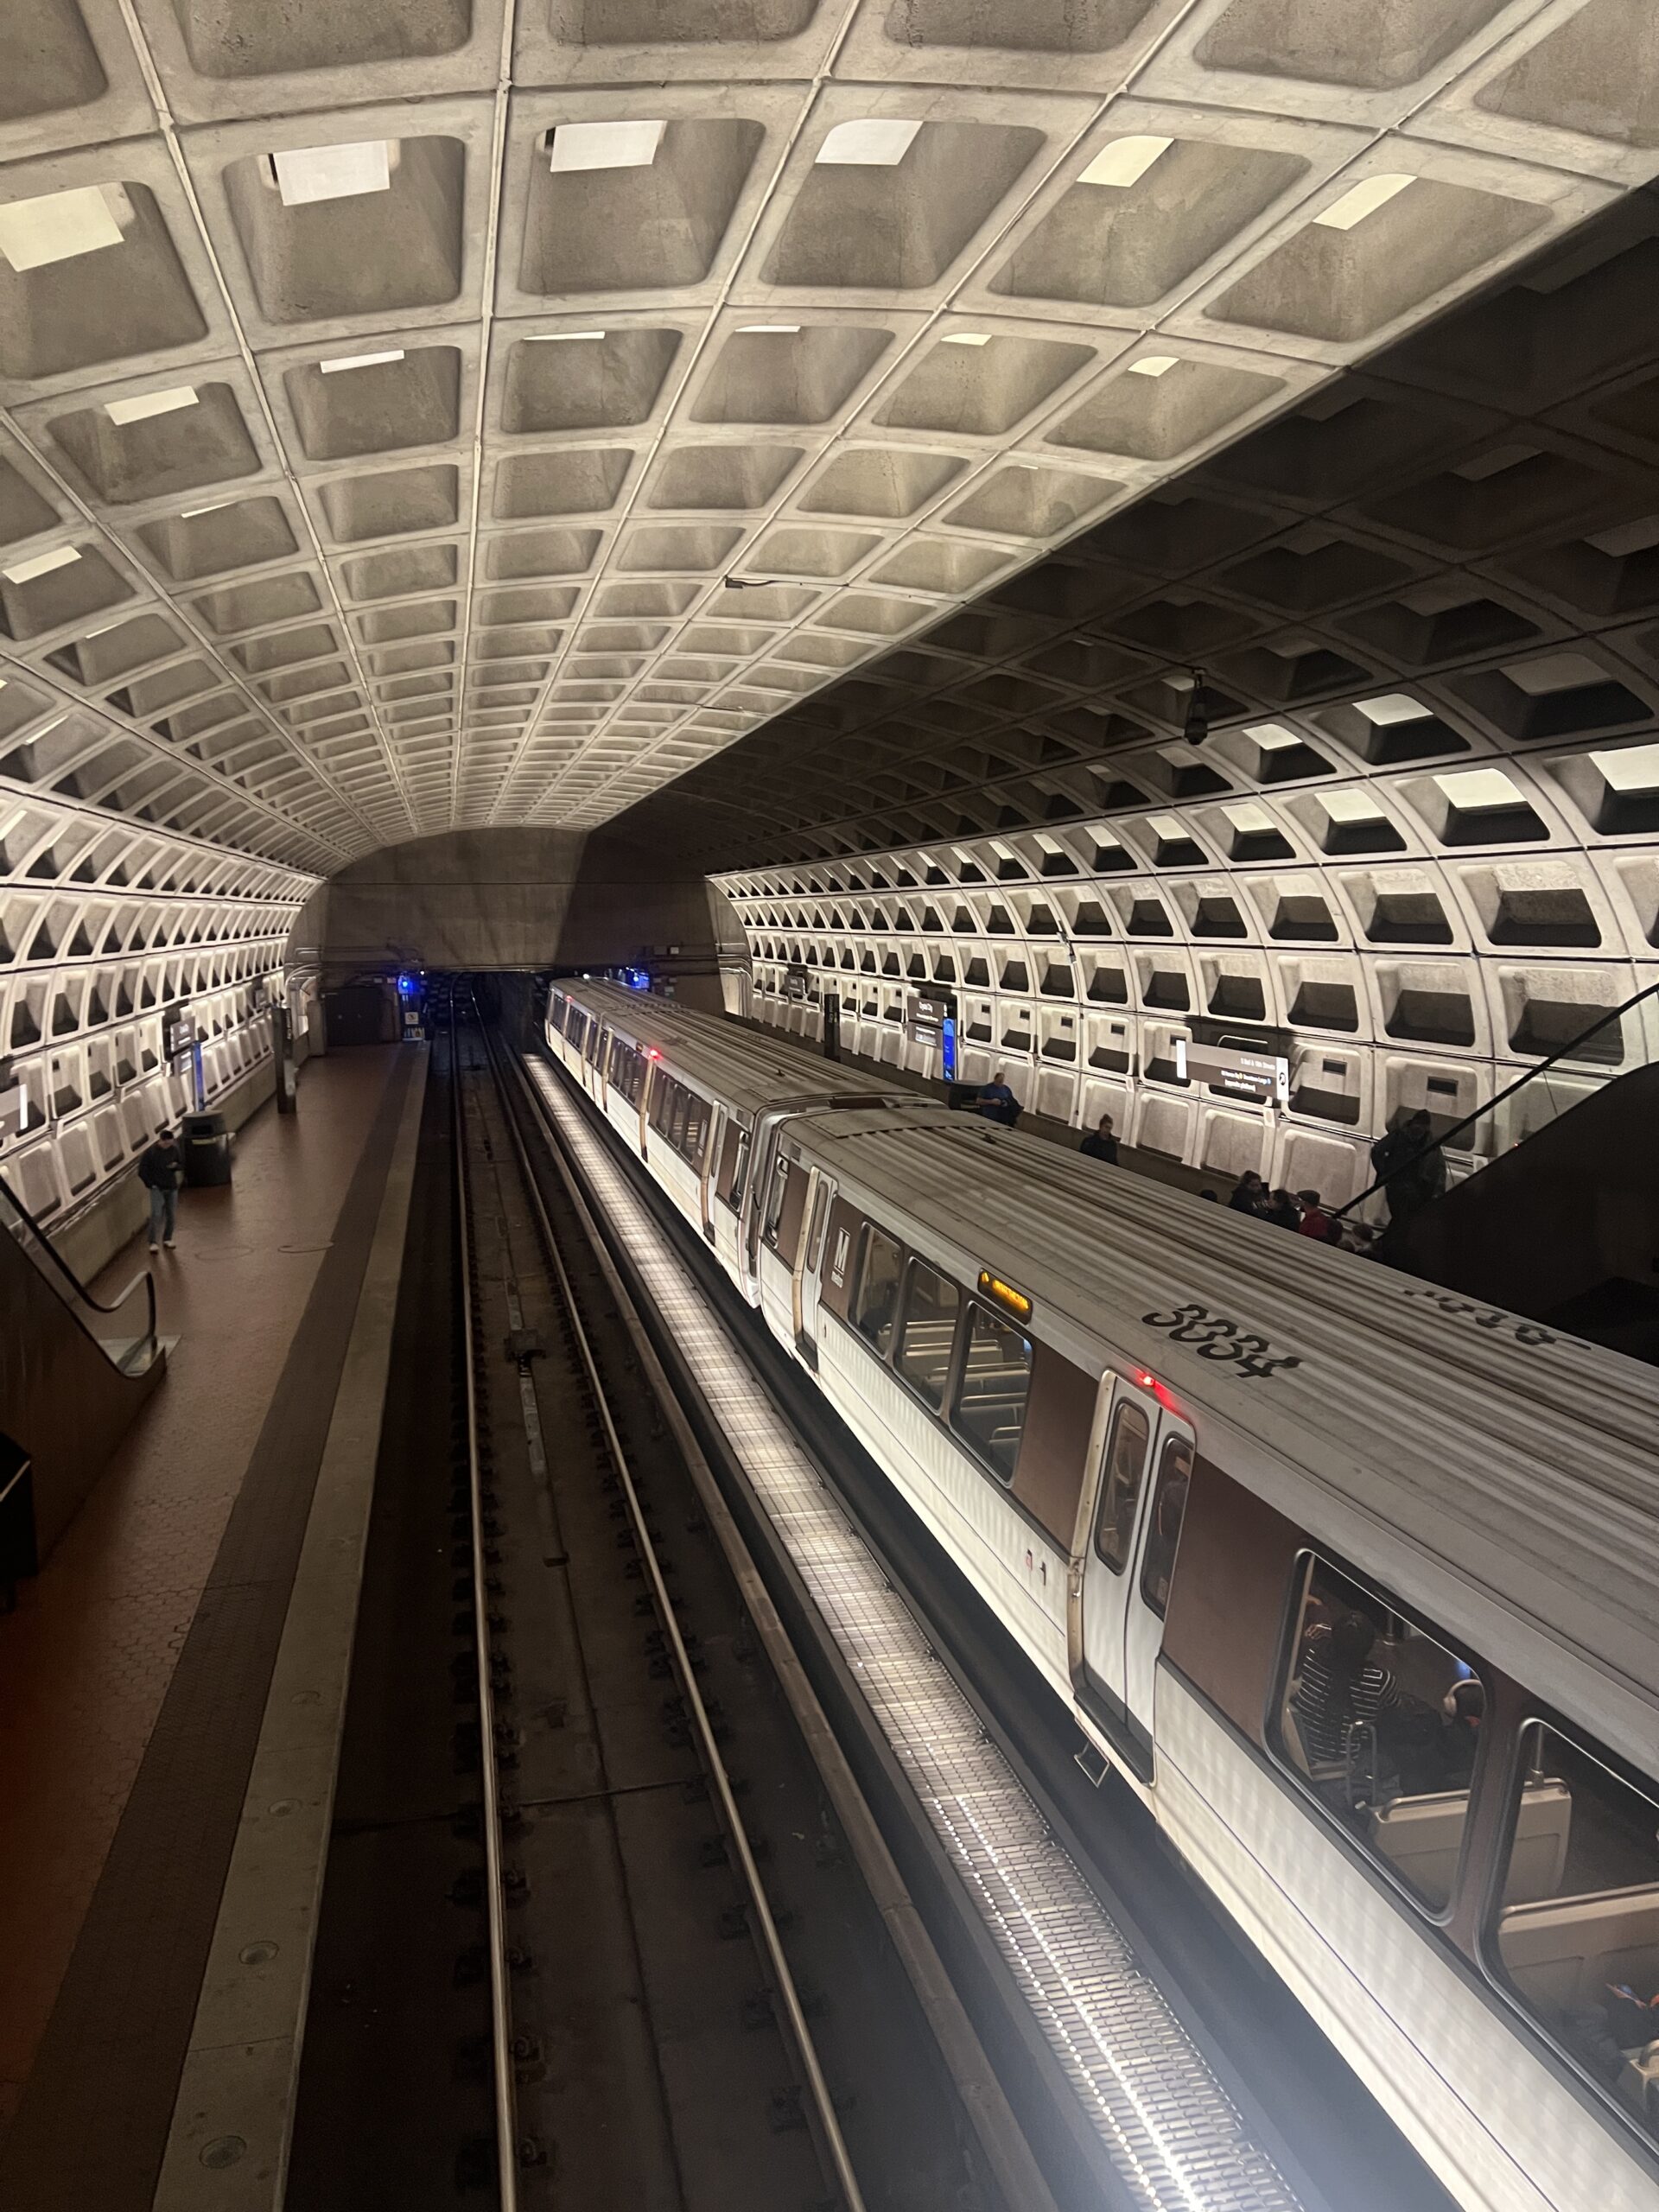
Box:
[1322,787,1386,823]
[524,330,607,343]
[320,348,405,374]
[738,324,802,334]
[1452,442,1539,482]
[1077,136,1173,190]
[1128,355,1179,378]
[1434,766,1522,807]
[942,333,992,346]
[3,544,81,585]
[816,119,924,167]
[273,141,393,207]
[1592,742,1659,791]
[0,184,129,272]
[105,385,199,426]
[1313,173,1414,232]
[550,120,665,174]
[180,500,235,518]
[1357,692,1430,724]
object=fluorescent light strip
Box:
[273,140,392,207]
[3,545,81,585]
[1128,355,1179,378]
[0,184,128,272]
[1313,173,1414,232]
[738,324,802,334]
[1077,135,1173,190]
[942,333,992,346]
[181,500,235,518]
[523,330,607,342]
[550,120,664,174]
[816,118,923,167]
[319,348,405,374]
[105,385,199,426]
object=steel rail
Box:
[474,1004,869,2212]
[448,999,521,2212]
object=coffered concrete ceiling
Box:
[0,0,1655,875]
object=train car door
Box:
[1071,1378,1193,1783]
[791,1170,835,1369]
[699,1107,721,1244]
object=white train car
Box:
[543,978,1659,2212]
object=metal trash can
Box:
[181,1110,232,1187]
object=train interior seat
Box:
[1367,1780,1571,1908]
[1500,1884,1659,2014]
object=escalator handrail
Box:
[0,1165,158,1368]
[1333,976,1659,1220]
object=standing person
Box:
[138,1126,185,1254]
[1079,1112,1118,1165]
[1370,1108,1446,1227]
[1228,1171,1266,1214]
[1296,1190,1338,1243]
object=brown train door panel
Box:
[1160,1457,1301,1751]
[1010,1342,1100,1551]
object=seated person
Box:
[1565,1982,1659,2085]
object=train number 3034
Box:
[1141,1303,1303,1379]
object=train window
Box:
[1488,1727,1659,2151]
[761,1157,792,1253]
[951,1306,1032,1482]
[897,1263,961,1409]
[1094,1401,1150,1573]
[852,1226,903,1357]
[729,1130,750,1212]
[682,1089,710,1168]
[1138,1436,1191,1618]
[1274,1557,1484,1915]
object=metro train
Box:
[543,976,1659,2212]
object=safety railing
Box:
[1335,978,1659,1222]
[0,1166,160,1376]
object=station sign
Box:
[1175,1038,1289,1106]
[166,1014,196,1071]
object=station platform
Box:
[0,1046,426,2211]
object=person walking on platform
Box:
[975,1070,1021,1127]
[138,1126,185,1254]
[1228,1171,1266,1214]
[1079,1113,1118,1166]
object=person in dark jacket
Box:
[975,1070,1020,1127]
[1228,1171,1266,1214]
[1079,1113,1118,1165]
[1263,1187,1302,1231]
[1565,1982,1659,2084]
[1370,1109,1446,1226]
[137,1127,184,1253]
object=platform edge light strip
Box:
[525,1055,1304,2212]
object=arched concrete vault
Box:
[1,0,1657,1214]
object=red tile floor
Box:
[0,1048,401,2143]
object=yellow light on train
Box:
[978,1270,1033,1322]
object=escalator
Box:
[1359,994,1659,1365]
[0,1170,166,1584]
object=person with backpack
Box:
[137,1126,185,1254]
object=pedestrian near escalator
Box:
[1079,1112,1118,1166]
[138,1126,184,1255]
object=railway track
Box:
[291,996,1027,2210]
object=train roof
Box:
[550,980,1659,1770]
[794,1107,1659,1774]
[553,978,918,1120]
